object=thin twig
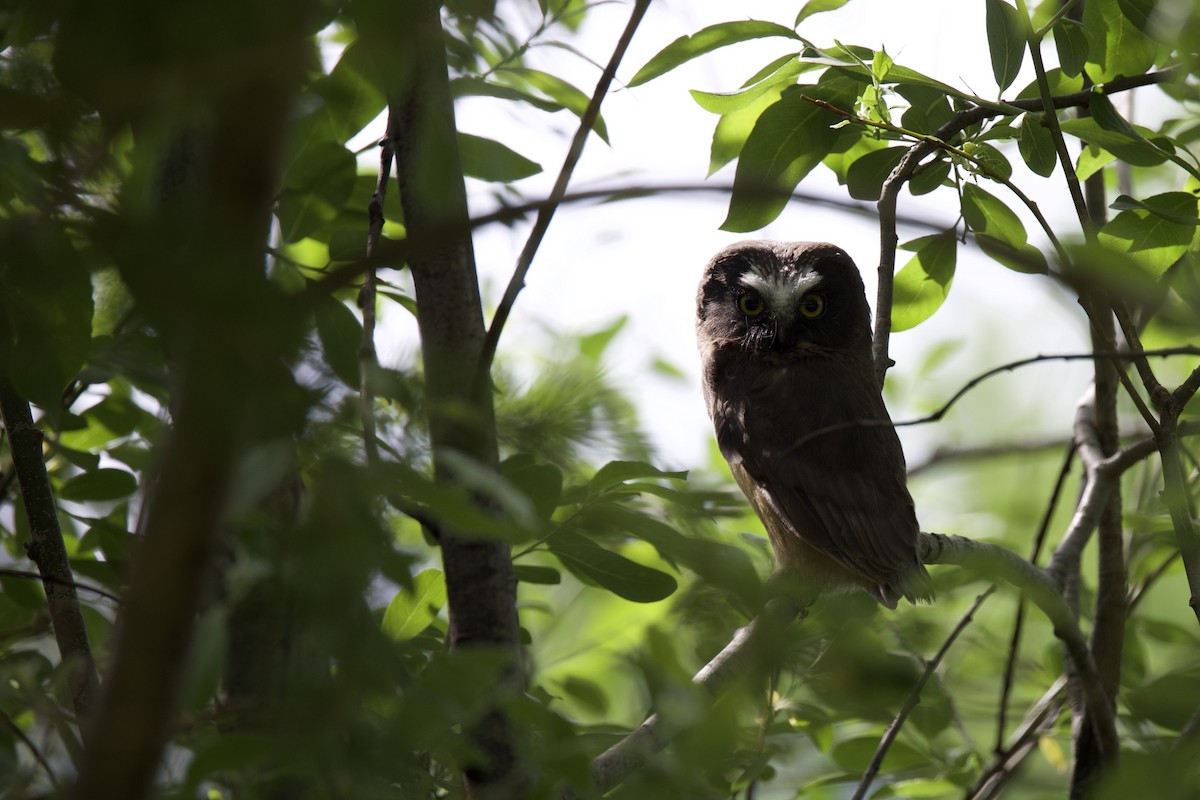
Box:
[851,587,996,800]
[359,127,394,467]
[1,707,59,789]
[0,567,121,604]
[473,0,652,402]
[996,442,1076,752]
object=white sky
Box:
[365,0,1105,471]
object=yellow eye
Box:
[738,292,765,316]
[799,293,826,319]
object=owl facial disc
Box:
[737,259,823,324]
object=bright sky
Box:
[368,1,1097,472]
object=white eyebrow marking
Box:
[737,258,823,319]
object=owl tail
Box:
[875,563,935,609]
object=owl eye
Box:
[738,292,765,316]
[799,293,826,319]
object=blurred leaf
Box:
[629,21,799,87]
[497,68,608,143]
[314,297,363,387]
[1095,746,1200,800]
[831,735,926,771]
[1111,193,1200,225]
[500,456,563,521]
[985,0,1025,93]
[590,461,687,494]
[1126,669,1200,729]
[1083,0,1155,83]
[1098,191,1199,276]
[1019,112,1057,176]
[547,530,676,602]
[459,133,541,181]
[578,316,627,361]
[58,468,137,502]
[383,569,447,641]
[513,564,562,585]
[891,230,958,331]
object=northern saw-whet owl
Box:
[696,240,933,608]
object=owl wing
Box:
[717,358,925,593]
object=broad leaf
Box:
[1083,0,1155,83]
[845,146,907,201]
[1019,113,1057,176]
[458,133,541,182]
[590,460,687,494]
[314,297,363,388]
[721,83,854,231]
[382,569,447,641]
[1059,115,1173,168]
[1098,192,1199,276]
[630,21,799,87]
[1053,20,1091,78]
[497,68,609,143]
[985,0,1026,93]
[891,230,958,331]
[548,530,677,602]
[961,183,1048,273]
[59,468,138,502]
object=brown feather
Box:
[697,241,933,607]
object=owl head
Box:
[696,240,872,357]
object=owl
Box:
[696,240,933,608]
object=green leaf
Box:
[308,41,388,143]
[1019,112,1057,176]
[382,569,447,641]
[961,183,1048,273]
[1061,114,1182,167]
[629,21,799,87]
[795,0,851,25]
[845,146,906,201]
[897,84,954,133]
[547,530,677,602]
[985,0,1026,93]
[831,736,927,771]
[1110,192,1200,225]
[1098,192,1199,276]
[964,141,1013,181]
[1126,669,1200,730]
[908,157,951,195]
[590,461,687,494]
[690,58,806,115]
[1083,0,1155,83]
[891,230,958,331]
[721,83,854,232]
[58,468,138,502]
[314,297,363,388]
[498,68,609,143]
[500,456,563,521]
[707,82,790,176]
[1054,20,1091,78]
[458,133,541,182]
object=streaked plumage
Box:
[696,240,933,608]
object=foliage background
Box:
[0,0,1199,798]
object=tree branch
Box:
[474,0,652,401]
[0,378,100,728]
[358,129,394,468]
[851,587,995,800]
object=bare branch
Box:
[851,588,995,800]
[359,128,394,468]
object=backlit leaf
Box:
[891,230,958,331]
[58,468,138,502]
[630,21,799,87]
[1098,192,1199,276]
[1019,112,1057,176]
[985,0,1025,93]
[382,569,447,641]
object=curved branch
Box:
[918,532,1118,758]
